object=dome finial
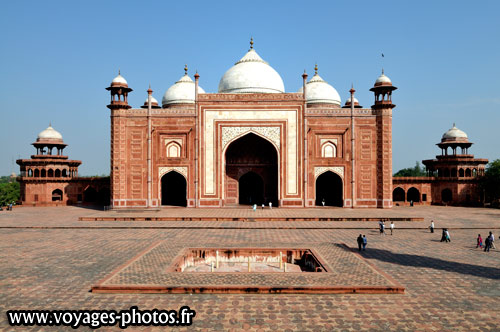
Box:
[250,37,254,50]
[184,64,188,75]
[118,69,121,76]
[382,68,384,75]
[314,63,318,75]
[453,122,456,127]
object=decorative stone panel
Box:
[222,127,280,150]
[314,166,344,179]
[159,166,188,179]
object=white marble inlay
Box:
[314,166,344,179]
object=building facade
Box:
[392,124,488,206]
[16,126,109,206]
[107,43,397,209]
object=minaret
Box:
[370,70,397,208]
[106,71,133,208]
[106,70,133,110]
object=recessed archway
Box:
[407,187,420,203]
[225,133,278,206]
[161,171,187,207]
[238,172,264,205]
[315,171,343,207]
[442,188,452,203]
[52,189,63,201]
[392,187,405,202]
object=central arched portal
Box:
[315,171,343,207]
[161,171,187,207]
[225,133,278,206]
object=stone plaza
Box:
[1,205,499,331]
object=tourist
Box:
[362,235,367,250]
[490,232,496,249]
[484,235,491,252]
[390,221,394,235]
[269,201,272,209]
[261,203,265,210]
[476,234,483,249]
[379,221,384,235]
[252,204,257,211]
[445,229,451,242]
[440,229,446,242]
[357,234,363,251]
[322,198,325,207]
[430,220,435,233]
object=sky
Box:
[1,0,499,176]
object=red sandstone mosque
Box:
[16,41,488,208]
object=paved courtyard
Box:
[0,206,499,331]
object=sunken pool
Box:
[168,248,327,273]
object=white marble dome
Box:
[37,125,63,141]
[375,70,392,85]
[218,49,285,94]
[298,73,341,105]
[111,72,128,86]
[162,74,206,106]
[442,124,468,140]
[345,96,359,104]
[144,96,159,105]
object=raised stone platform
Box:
[91,242,404,294]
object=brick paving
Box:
[0,206,499,331]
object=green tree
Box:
[480,159,500,206]
[0,181,20,206]
[394,161,427,177]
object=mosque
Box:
[15,40,487,208]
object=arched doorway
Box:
[315,171,343,207]
[238,172,264,205]
[392,187,405,202]
[52,189,63,201]
[407,187,420,202]
[225,133,278,206]
[161,171,187,207]
[442,188,452,203]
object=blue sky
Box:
[1,1,499,175]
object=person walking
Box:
[390,221,395,235]
[440,229,447,242]
[445,229,451,242]
[269,201,272,209]
[490,232,496,249]
[362,235,367,250]
[322,198,325,207]
[357,234,363,251]
[476,234,483,249]
[484,235,491,252]
[430,220,435,233]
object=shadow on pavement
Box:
[337,244,500,280]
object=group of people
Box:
[440,228,451,242]
[378,221,395,235]
[477,232,496,252]
[355,219,495,253]
[252,202,273,211]
[356,234,367,251]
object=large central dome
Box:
[218,47,285,94]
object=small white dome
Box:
[37,125,63,141]
[298,73,341,105]
[111,73,128,85]
[375,72,392,85]
[144,96,159,105]
[162,74,206,106]
[442,124,468,140]
[345,97,359,104]
[218,49,285,94]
